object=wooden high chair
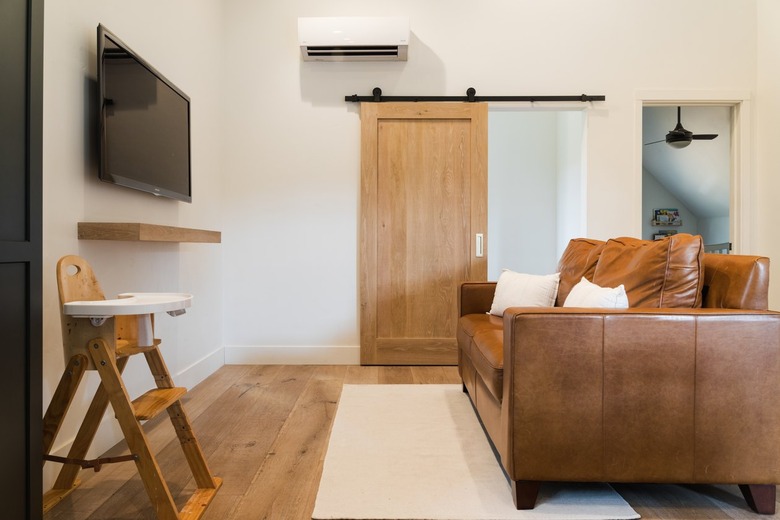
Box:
[42,255,221,520]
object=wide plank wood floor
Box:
[43,365,779,520]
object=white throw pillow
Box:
[563,277,629,309]
[489,270,560,316]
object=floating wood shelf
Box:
[78,222,221,243]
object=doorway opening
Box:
[487,107,586,279]
[642,105,731,251]
[636,92,751,253]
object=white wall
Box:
[700,216,730,246]
[756,0,780,305]
[642,169,700,240]
[42,0,224,489]
[220,0,762,361]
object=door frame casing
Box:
[0,0,44,517]
[635,90,752,253]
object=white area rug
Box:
[313,384,640,520]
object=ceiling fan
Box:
[644,106,718,148]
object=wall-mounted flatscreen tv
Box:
[97,24,192,203]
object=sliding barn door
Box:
[360,103,488,365]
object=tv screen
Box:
[97,24,192,202]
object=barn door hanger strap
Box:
[345,87,606,103]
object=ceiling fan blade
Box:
[691,134,718,140]
[644,139,666,145]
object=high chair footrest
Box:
[42,480,81,513]
[179,477,223,520]
[132,387,187,420]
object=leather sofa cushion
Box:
[593,234,704,308]
[556,238,606,306]
[458,313,504,401]
[702,253,770,310]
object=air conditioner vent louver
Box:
[298,17,409,62]
[306,46,402,59]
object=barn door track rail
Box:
[345,87,606,103]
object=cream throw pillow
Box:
[489,270,560,316]
[563,277,629,308]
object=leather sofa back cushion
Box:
[556,238,606,306]
[593,234,704,308]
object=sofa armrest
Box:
[459,282,497,316]
[500,307,780,484]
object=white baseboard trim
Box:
[174,347,225,390]
[224,345,360,365]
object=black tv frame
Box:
[97,24,192,203]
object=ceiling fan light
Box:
[667,138,691,149]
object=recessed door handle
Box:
[476,233,484,258]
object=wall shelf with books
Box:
[651,208,682,227]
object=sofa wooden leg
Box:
[511,481,540,509]
[462,382,468,394]
[739,484,776,514]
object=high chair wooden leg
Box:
[144,347,221,491]
[43,355,129,512]
[88,338,181,520]
[42,354,87,512]
[43,354,87,459]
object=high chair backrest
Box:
[56,255,106,305]
[56,255,117,366]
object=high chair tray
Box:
[64,293,192,318]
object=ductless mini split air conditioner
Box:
[298,16,409,62]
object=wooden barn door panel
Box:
[360,103,487,365]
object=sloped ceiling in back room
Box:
[642,106,731,218]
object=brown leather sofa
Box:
[458,235,780,514]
